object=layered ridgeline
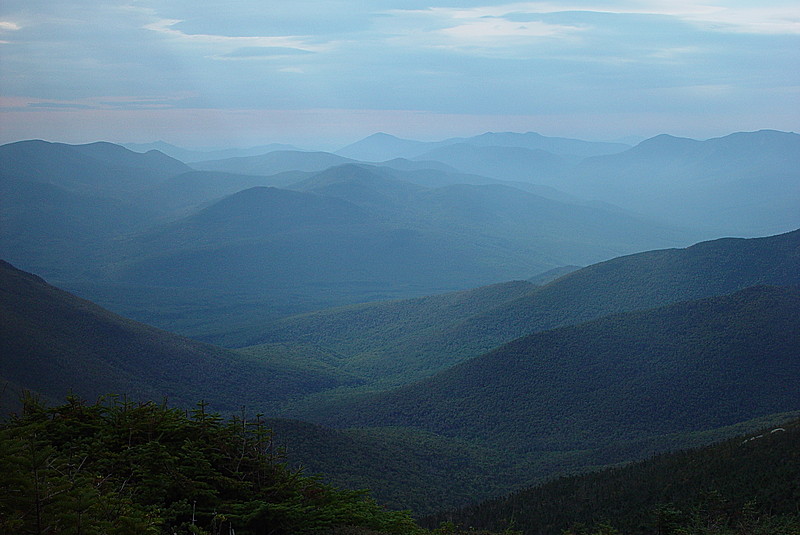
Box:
[427,418,800,535]
[288,284,800,452]
[0,259,362,413]
[248,229,800,386]
[1,138,700,341]
[566,130,800,236]
[335,130,800,236]
[334,131,630,162]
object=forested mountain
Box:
[430,417,800,535]
[244,280,538,384]
[250,229,800,386]
[290,285,800,454]
[0,260,360,412]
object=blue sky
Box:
[0,1,798,149]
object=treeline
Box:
[0,394,514,535]
[426,418,800,534]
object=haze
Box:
[1,0,798,149]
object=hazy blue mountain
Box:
[133,169,313,216]
[0,180,151,279]
[567,129,800,235]
[123,140,299,162]
[0,260,360,412]
[335,132,436,161]
[105,185,545,299]
[0,140,190,196]
[462,131,630,158]
[313,161,580,205]
[374,162,581,203]
[95,165,696,342]
[191,150,357,175]
[291,164,692,259]
[411,143,568,184]
[373,157,460,174]
[336,131,630,162]
[296,285,800,454]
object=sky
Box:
[0,1,798,150]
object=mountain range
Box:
[2,129,799,522]
[2,226,798,515]
[0,135,709,340]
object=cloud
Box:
[143,17,333,53]
[384,1,800,42]
[216,46,314,60]
[0,21,21,31]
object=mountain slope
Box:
[446,228,800,349]
[430,417,800,534]
[245,280,538,382]
[335,132,435,161]
[252,229,800,387]
[294,285,800,454]
[0,260,359,412]
[0,180,152,278]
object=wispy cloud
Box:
[385,1,800,41]
[0,21,21,31]
[143,17,333,55]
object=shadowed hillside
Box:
[0,260,360,412]
[292,285,800,454]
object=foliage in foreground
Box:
[0,394,426,535]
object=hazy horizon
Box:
[1,1,798,150]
